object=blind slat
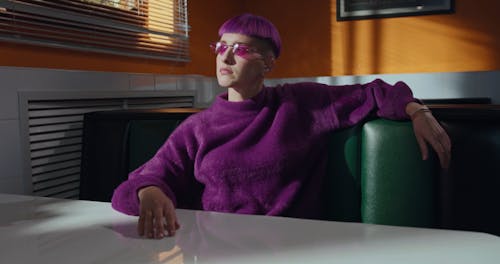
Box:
[31,152,81,167]
[29,130,83,143]
[29,105,123,118]
[29,122,83,134]
[32,167,80,183]
[31,144,82,159]
[32,159,81,175]
[30,137,82,151]
[0,0,190,61]
[29,115,83,126]
[34,174,80,191]
[33,182,80,196]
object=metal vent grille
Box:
[19,92,194,199]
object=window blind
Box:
[0,0,189,61]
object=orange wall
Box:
[329,0,500,76]
[250,0,500,77]
[1,1,499,77]
[245,0,332,78]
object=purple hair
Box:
[218,13,282,58]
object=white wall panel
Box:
[0,120,24,193]
[155,75,178,91]
[9,68,128,91]
[0,178,24,194]
[0,69,22,120]
[129,74,155,91]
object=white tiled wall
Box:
[1,66,499,196]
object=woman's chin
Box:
[217,77,236,88]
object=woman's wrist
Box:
[406,102,431,120]
[138,185,159,200]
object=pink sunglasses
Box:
[209,42,258,57]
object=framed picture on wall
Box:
[337,0,454,21]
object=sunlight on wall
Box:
[148,0,174,45]
[330,2,499,76]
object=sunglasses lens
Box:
[233,44,249,57]
[217,43,228,55]
[210,42,225,55]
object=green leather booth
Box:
[324,119,438,228]
[80,105,500,236]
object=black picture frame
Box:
[337,0,454,21]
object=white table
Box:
[1,193,499,264]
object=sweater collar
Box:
[212,87,268,114]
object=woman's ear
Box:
[263,55,276,72]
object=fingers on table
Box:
[163,204,178,236]
[154,207,166,238]
[138,209,165,239]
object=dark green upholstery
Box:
[360,119,438,228]
[324,119,438,228]
[128,119,184,172]
[324,124,362,222]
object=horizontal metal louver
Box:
[0,0,190,61]
[25,95,194,199]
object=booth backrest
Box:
[360,120,438,227]
[323,120,438,228]
[80,105,500,236]
[80,109,195,202]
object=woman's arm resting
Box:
[406,102,451,168]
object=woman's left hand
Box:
[407,103,451,168]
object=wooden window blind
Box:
[0,0,189,61]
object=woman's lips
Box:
[219,68,233,75]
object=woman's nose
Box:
[220,49,235,65]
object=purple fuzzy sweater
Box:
[111,79,415,219]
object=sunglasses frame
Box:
[210,41,259,57]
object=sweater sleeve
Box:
[111,117,200,216]
[333,79,416,127]
[285,79,416,130]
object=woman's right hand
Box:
[137,186,180,238]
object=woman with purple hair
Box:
[111,13,451,239]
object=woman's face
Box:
[215,33,272,91]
